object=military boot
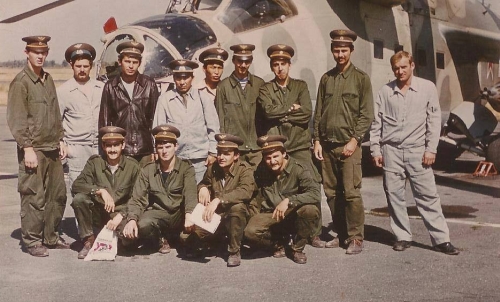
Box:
[159,237,171,254]
[78,235,95,259]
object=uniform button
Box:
[246,145,249,148]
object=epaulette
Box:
[124,156,140,165]
[88,154,101,161]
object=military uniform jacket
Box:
[7,65,64,150]
[313,63,374,144]
[215,72,265,151]
[126,156,197,221]
[258,78,312,153]
[72,155,140,210]
[198,160,255,205]
[255,159,321,212]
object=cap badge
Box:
[219,134,227,139]
[131,41,139,46]
[37,36,45,41]
[179,60,186,64]
[217,49,224,53]
[278,44,286,49]
[74,43,82,48]
[261,135,268,141]
[240,45,248,50]
[76,50,83,55]
[264,142,269,147]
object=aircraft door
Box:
[142,35,175,80]
[97,34,135,81]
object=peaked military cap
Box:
[99,126,126,141]
[168,59,199,73]
[199,48,229,64]
[230,44,255,60]
[22,36,51,51]
[215,133,244,150]
[116,41,144,57]
[65,43,96,63]
[152,125,180,143]
[267,44,294,60]
[257,135,287,153]
[330,29,357,47]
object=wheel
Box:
[435,141,463,169]
[486,137,500,170]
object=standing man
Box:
[215,44,265,169]
[153,59,219,183]
[7,36,69,256]
[245,135,321,264]
[71,126,140,259]
[58,43,104,186]
[313,30,374,254]
[258,44,324,248]
[191,133,255,267]
[99,41,159,164]
[369,51,459,255]
[197,47,228,102]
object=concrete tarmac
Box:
[1,106,499,302]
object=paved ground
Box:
[1,106,499,302]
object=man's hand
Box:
[97,189,115,213]
[342,138,358,157]
[198,187,211,206]
[373,155,383,168]
[422,151,436,167]
[184,213,195,233]
[123,220,138,239]
[205,154,217,166]
[272,198,289,221]
[23,147,38,169]
[313,141,323,161]
[59,141,67,160]
[203,198,220,223]
[289,104,301,112]
[106,213,123,231]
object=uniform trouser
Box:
[17,149,67,248]
[185,203,249,254]
[320,142,364,243]
[66,143,98,188]
[288,148,323,237]
[188,158,208,184]
[382,144,450,245]
[244,204,320,252]
[71,193,125,239]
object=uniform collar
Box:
[23,64,48,83]
[271,77,291,92]
[155,155,181,175]
[229,72,254,88]
[332,62,355,79]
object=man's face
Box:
[264,150,286,173]
[233,58,252,78]
[204,62,224,84]
[119,55,141,77]
[271,59,290,82]
[217,149,239,169]
[102,140,124,162]
[174,73,194,94]
[72,58,92,83]
[392,57,414,84]
[332,46,352,66]
[156,141,178,162]
[25,49,48,69]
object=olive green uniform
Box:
[244,159,321,252]
[71,155,140,239]
[7,65,67,248]
[215,73,265,168]
[313,63,374,243]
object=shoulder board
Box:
[142,160,156,168]
[124,156,139,165]
[89,154,101,161]
[353,66,368,76]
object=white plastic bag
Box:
[84,227,118,261]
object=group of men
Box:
[7,28,459,266]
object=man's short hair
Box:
[331,43,354,52]
[118,53,142,63]
[390,51,413,67]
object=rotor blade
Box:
[0,0,75,24]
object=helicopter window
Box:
[98,34,134,81]
[394,44,404,53]
[142,35,174,79]
[219,0,297,33]
[417,48,427,66]
[374,40,384,59]
[436,52,445,69]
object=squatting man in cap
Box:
[58,43,104,187]
[185,133,255,266]
[153,59,220,183]
[7,36,69,256]
[313,29,374,254]
[99,41,160,165]
[369,51,459,255]
[197,47,229,102]
[71,126,140,259]
[244,135,321,264]
[258,44,325,248]
[117,125,197,254]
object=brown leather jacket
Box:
[99,73,159,157]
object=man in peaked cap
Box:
[153,59,220,183]
[119,125,197,255]
[244,135,321,264]
[7,35,69,256]
[215,44,265,171]
[187,133,255,266]
[71,126,140,259]
[313,29,374,254]
[99,40,159,165]
[58,43,104,188]
[258,44,325,248]
[197,47,229,102]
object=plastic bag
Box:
[84,227,118,261]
